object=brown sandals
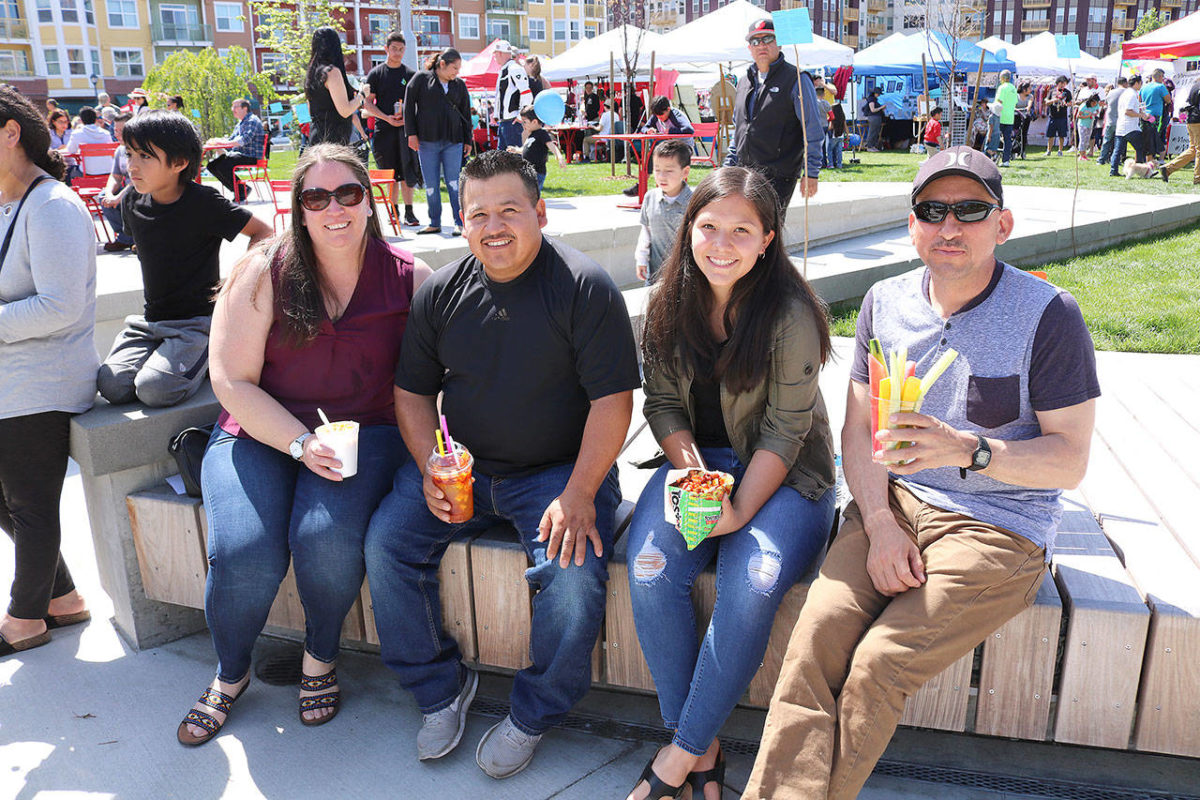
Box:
[177,680,249,746]
[0,630,51,657]
[44,610,91,629]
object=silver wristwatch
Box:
[289,432,314,461]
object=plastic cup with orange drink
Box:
[428,442,474,524]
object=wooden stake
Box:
[793,45,810,279]
[610,52,616,177]
[964,48,986,149]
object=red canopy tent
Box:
[1122,10,1200,60]
[460,39,506,91]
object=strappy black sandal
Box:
[687,744,726,799]
[630,748,687,799]
[177,679,248,746]
[298,667,340,726]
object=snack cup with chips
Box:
[662,468,736,550]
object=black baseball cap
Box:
[746,18,774,41]
[911,146,1004,207]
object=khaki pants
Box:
[744,482,1046,800]
[1162,122,1200,184]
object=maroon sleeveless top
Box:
[218,238,415,437]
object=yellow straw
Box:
[435,429,446,457]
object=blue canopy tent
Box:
[853,31,1015,77]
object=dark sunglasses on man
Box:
[748,35,776,46]
[299,183,368,212]
[912,200,1001,224]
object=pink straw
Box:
[439,414,460,465]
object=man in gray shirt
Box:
[744,148,1100,799]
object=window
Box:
[367,13,390,43]
[570,20,580,40]
[0,48,28,77]
[36,0,51,22]
[107,0,136,26]
[459,13,479,39]
[83,0,93,23]
[113,48,143,77]
[90,47,99,76]
[66,47,85,75]
[1005,9,1013,24]
[529,18,545,40]
[487,19,510,39]
[370,54,386,68]
[1068,7,1076,22]
[159,4,200,37]
[43,48,60,75]
[60,0,77,23]
[585,24,597,38]
[214,2,243,32]
[1086,32,1102,49]
[418,15,440,33]
[261,52,286,76]
[553,20,566,41]
[218,47,230,59]
[1055,7,1063,22]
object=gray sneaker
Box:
[475,715,543,779]
[416,668,478,761]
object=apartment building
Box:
[525,0,605,57]
[983,0,1199,57]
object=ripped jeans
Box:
[626,447,834,755]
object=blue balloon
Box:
[532,91,565,126]
[848,133,862,147]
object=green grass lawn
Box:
[827,221,1200,354]
[266,146,1199,199]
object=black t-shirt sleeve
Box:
[569,263,640,400]
[367,66,381,96]
[394,274,445,395]
[203,185,253,241]
[849,287,876,385]
[1029,290,1100,411]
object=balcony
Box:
[152,21,213,44]
[1112,0,1136,5]
[1112,17,1134,30]
[412,0,452,8]
[1021,0,1050,7]
[842,33,859,47]
[843,7,859,22]
[487,32,528,49]
[866,21,886,35]
[486,0,526,12]
[585,3,604,17]
[865,0,886,13]
[414,31,454,49]
[0,17,29,39]
[649,11,676,25]
[1162,0,1182,7]
[1020,18,1049,32]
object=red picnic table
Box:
[198,141,236,183]
[548,123,589,165]
[593,132,694,209]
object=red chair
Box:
[71,175,113,243]
[268,180,292,233]
[77,142,119,177]
[691,122,720,167]
[233,133,271,202]
[367,169,402,235]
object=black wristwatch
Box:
[960,435,991,479]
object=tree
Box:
[607,0,648,175]
[1133,8,1168,38]
[923,0,984,146]
[250,0,348,94]
[142,47,278,140]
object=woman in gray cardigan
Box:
[0,86,98,657]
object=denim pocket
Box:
[966,374,1020,429]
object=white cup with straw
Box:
[314,408,359,478]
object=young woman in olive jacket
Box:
[625,167,836,800]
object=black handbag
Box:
[168,424,214,498]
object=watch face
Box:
[973,442,992,470]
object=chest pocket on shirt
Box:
[967,375,1020,429]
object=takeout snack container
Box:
[663,468,735,550]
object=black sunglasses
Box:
[749,35,776,46]
[299,183,367,212]
[912,200,1000,224]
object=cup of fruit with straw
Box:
[427,415,474,523]
[868,339,958,464]
[662,444,735,550]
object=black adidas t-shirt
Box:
[366,62,415,131]
[396,236,640,476]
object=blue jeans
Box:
[626,447,835,755]
[364,458,621,735]
[498,118,523,151]
[1099,125,1117,165]
[536,172,546,193]
[201,425,407,683]
[825,131,843,169]
[417,140,463,228]
[99,194,132,245]
[1110,130,1145,175]
[1000,122,1014,163]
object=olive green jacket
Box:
[642,298,835,501]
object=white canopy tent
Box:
[977,35,1012,54]
[652,0,854,68]
[1006,31,1105,79]
[1095,51,1176,81]
[541,26,666,80]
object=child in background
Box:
[1077,95,1101,160]
[507,105,565,193]
[635,138,692,284]
[97,110,271,408]
[921,107,944,158]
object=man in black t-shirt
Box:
[363,31,422,227]
[365,151,638,779]
[1044,75,1072,156]
[581,81,600,123]
[97,111,271,408]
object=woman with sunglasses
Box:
[625,167,835,800]
[177,143,432,746]
[405,48,472,236]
